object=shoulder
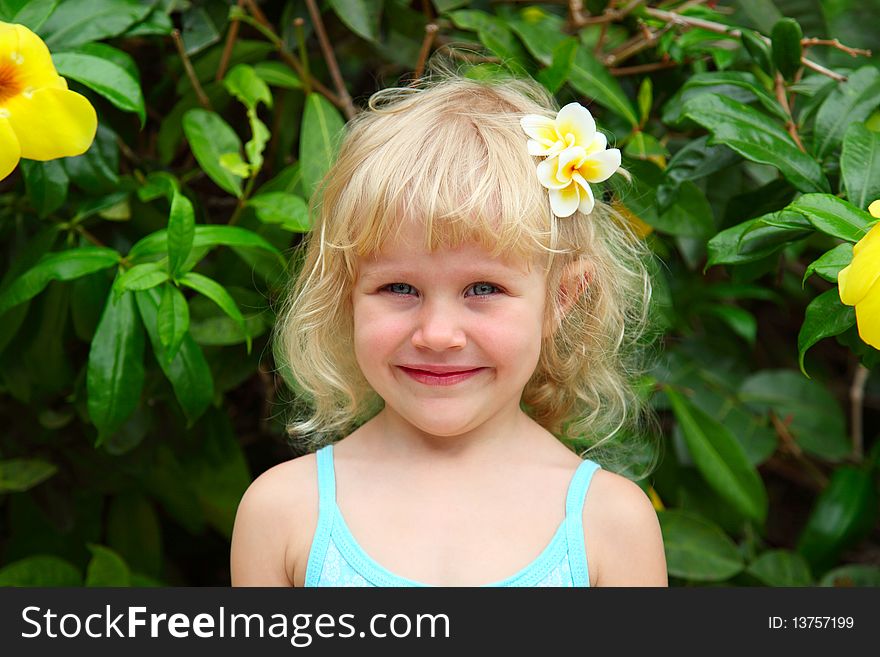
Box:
[230,451,320,587]
[582,468,668,587]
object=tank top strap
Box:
[563,458,601,587]
[304,444,337,586]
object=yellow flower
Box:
[0,21,97,181]
[521,102,621,217]
[838,200,880,349]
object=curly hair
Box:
[272,66,661,478]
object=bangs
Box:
[315,81,566,278]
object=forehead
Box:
[355,222,538,280]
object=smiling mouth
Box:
[397,366,486,385]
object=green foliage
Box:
[0,0,878,587]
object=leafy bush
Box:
[0,0,878,587]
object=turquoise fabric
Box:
[304,444,601,587]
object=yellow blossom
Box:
[0,21,97,181]
[838,200,880,349]
[521,102,621,217]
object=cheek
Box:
[352,303,406,358]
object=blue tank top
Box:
[304,444,601,587]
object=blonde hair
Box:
[272,66,661,478]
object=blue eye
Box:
[381,283,502,297]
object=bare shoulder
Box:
[583,468,668,587]
[230,452,319,587]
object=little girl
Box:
[230,70,667,587]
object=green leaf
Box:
[178,272,251,354]
[567,47,639,128]
[820,564,880,587]
[85,544,131,587]
[706,217,799,266]
[8,0,58,31]
[106,493,162,578]
[248,192,311,232]
[664,71,790,125]
[181,407,252,538]
[20,160,68,218]
[787,193,873,242]
[683,94,830,193]
[637,77,652,127]
[253,61,302,89]
[770,18,803,79]
[0,459,58,492]
[327,0,382,42]
[798,289,856,376]
[739,370,851,461]
[183,109,244,197]
[651,180,714,238]
[300,93,346,197]
[841,123,880,210]
[658,509,745,581]
[803,243,853,284]
[114,262,168,299]
[0,555,82,586]
[537,38,578,94]
[796,467,878,574]
[224,63,272,111]
[52,44,145,125]
[747,549,813,586]
[87,287,145,446]
[740,29,774,76]
[814,66,880,159]
[508,9,637,126]
[666,387,768,524]
[41,0,151,48]
[128,225,285,268]
[219,152,251,178]
[167,191,195,279]
[157,282,189,364]
[135,288,214,429]
[0,247,120,316]
[702,304,757,345]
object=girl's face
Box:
[351,220,549,439]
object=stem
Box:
[171,29,212,110]
[304,0,357,119]
[74,225,108,248]
[217,0,245,81]
[774,72,806,152]
[850,364,869,460]
[234,13,343,109]
[770,412,829,488]
[229,175,257,227]
[801,37,871,58]
[294,17,312,96]
[414,23,438,81]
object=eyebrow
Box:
[358,264,526,281]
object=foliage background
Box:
[0,0,878,586]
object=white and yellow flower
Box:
[838,199,880,350]
[0,21,97,181]
[520,102,621,218]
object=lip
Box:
[397,366,486,386]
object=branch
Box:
[414,23,439,81]
[171,29,212,110]
[850,363,869,460]
[774,71,805,151]
[217,0,245,81]
[304,0,357,119]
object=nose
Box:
[411,298,467,351]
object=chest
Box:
[293,477,575,587]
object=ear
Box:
[558,258,593,315]
[544,258,593,337]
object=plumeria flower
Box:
[838,200,880,350]
[0,21,97,182]
[520,102,621,218]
